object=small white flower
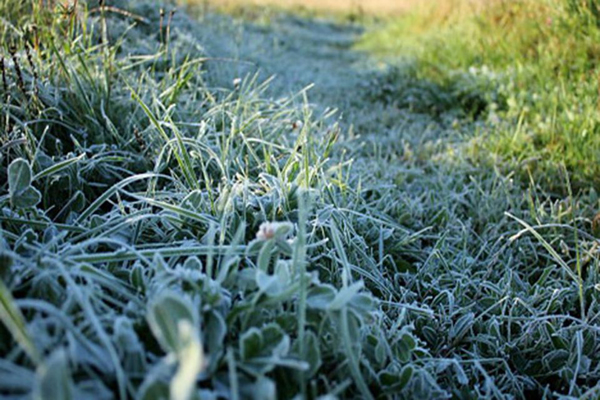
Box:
[233,78,242,87]
[256,221,292,241]
[256,222,277,240]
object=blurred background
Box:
[211,0,417,14]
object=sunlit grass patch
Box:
[359,0,600,190]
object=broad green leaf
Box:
[12,186,41,209]
[449,313,474,344]
[70,190,86,213]
[130,264,145,291]
[256,270,285,297]
[240,324,289,363]
[261,324,289,358]
[8,158,32,197]
[395,333,416,363]
[147,292,197,354]
[253,377,276,400]
[349,293,376,316]
[274,260,291,286]
[379,365,413,392]
[34,350,73,400]
[240,328,262,361]
[306,284,336,310]
[328,281,364,311]
[183,256,203,270]
[273,222,293,238]
[205,310,227,370]
[139,381,169,400]
[7,159,40,209]
[292,330,322,377]
[257,239,276,272]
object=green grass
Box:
[358,0,600,191]
[1,0,600,399]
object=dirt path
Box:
[201,14,369,101]
[194,9,466,178]
[206,13,461,139]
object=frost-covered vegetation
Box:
[1,0,600,399]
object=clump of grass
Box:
[0,1,417,398]
[359,0,600,190]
